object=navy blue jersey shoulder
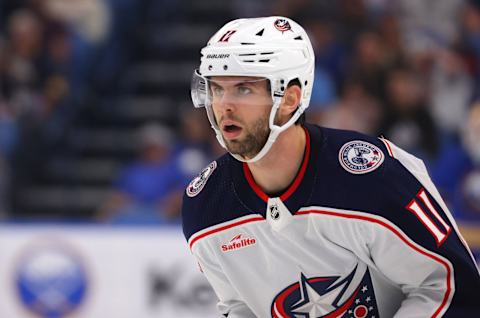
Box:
[182,153,253,241]
[312,126,459,249]
[310,126,475,257]
[308,126,393,212]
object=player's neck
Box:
[247,125,306,196]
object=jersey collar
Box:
[231,124,321,217]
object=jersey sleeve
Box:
[190,239,256,318]
[371,139,480,317]
[363,210,454,317]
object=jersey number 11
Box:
[406,188,452,247]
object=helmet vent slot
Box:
[294,36,303,40]
[260,52,274,55]
[241,42,254,45]
[258,59,270,63]
[239,53,257,56]
[256,29,265,36]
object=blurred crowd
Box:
[0,0,145,219]
[0,0,479,225]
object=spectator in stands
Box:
[347,30,391,101]
[306,19,342,122]
[3,8,44,117]
[317,79,383,136]
[145,108,222,224]
[376,13,405,72]
[173,108,217,183]
[0,37,19,159]
[336,0,372,45]
[394,0,464,56]
[0,102,18,159]
[379,66,439,164]
[40,0,111,96]
[0,153,10,219]
[1,8,51,182]
[460,1,480,99]
[97,123,184,224]
[429,48,474,141]
[432,102,480,222]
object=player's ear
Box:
[278,85,301,124]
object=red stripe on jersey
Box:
[243,163,269,202]
[189,216,264,250]
[380,138,394,158]
[280,127,310,201]
[297,209,452,318]
[243,127,311,202]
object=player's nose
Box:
[217,92,237,112]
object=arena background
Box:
[0,0,479,317]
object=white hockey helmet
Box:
[191,16,315,162]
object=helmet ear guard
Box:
[191,16,315,163]
[191,70,207,109]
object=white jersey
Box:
[182,124,480,318]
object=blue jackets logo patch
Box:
[339,141,384,174]
[271,265,379,318]
[186,161,217,197]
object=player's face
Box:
[209,76,272,159]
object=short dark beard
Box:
[224,116,270,158]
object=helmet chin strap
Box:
[230,126,281,163]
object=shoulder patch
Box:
[338,140,384,174]
[186,161,217,197]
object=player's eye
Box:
[236,86,252,95]
[211,86,224,97]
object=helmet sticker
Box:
[274,19,292,33]
[218,30,237,42]
[338,141,384,174]
[186,161,217,197]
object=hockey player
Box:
[182,16,480,317]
